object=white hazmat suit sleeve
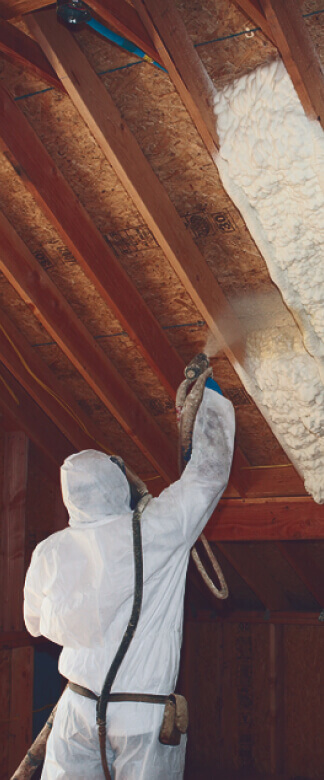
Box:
[24,536,56,637]
[155,383,235,549]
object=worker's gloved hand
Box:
[205,376,223,395]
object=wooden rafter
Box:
[276,542,324,607]
[207,497,324,541]
[216,542,286,610]
[133,0,219,156]
[86,0,163,67]
[232,0,275,42]
[0,209,178,482]
[0,0,49,18]
[235,0,324,126]
[0,20,63,91]
[0,362,74,465]
[0,307,122,456]
[29,9,246,371]
[1,430,28,631]
[0,83,184,402]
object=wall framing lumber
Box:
[268,623,285,775]
[85,0,163,67]
[0,363,74,466]
[0,630,33,648]
[0,430,28,632]
[133,0,219,156]
[29,9,246,370]
[0,82,184,402]
[0,20,64,91]
[0,210,178,482]
[8,646,34,777]
[206,497,324,541]
[243,464,306,498]
[185,609,324,625]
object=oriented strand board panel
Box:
[1,0,323,483]
[0,45,288,473]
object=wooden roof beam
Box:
[216,542,285,610]
[0,83,184,402]
[0,83,250,496]
[0,307,120,456]
[0,20,64,91]
[206,496,324,541]
[275,542,324,607]
[236,0,324,126]
[0,0,50,19]
[28,9,252,496]
[0,209,178,482]
[85,0,163,67]
[0,362,74,465]
[232,0,275,42]
[133,0,219,157]
[29,9,246,371]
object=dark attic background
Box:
[1,1,324,778]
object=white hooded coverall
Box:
[24,381,235,779]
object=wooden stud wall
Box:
[180,617,324,779]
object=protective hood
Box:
[60,449,131,528]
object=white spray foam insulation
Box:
[212,59,324,502]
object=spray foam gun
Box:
[176,353,228,600]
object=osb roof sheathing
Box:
[0,0,323,483]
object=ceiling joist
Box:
[0,362,73,466]
[86,0,163,67]
[207,497,324,541]
[0,307,118,456]
[0,82,184,401]
[0,209,178,482]
[29,9,246,370]
[0,19,63,90]
[133,0,219,156]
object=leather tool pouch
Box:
[159,694,189,746]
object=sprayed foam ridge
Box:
[212,59,324,502]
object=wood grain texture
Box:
[0,20,63,91]
[1,431,28,632]
[134,0,219,155]
[0,209,178,481]
[207,496,324,540]
[86,0,163,66]
[0,363,74,466]
[29,8,246,369]
[260,0,324,124]
[0,82,184,401]
[8,646,34,777]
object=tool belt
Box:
[68,682,189,746]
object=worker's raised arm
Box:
[154,379,235,548]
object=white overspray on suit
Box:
[24,382,235,778]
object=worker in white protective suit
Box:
[24,377,235,779]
